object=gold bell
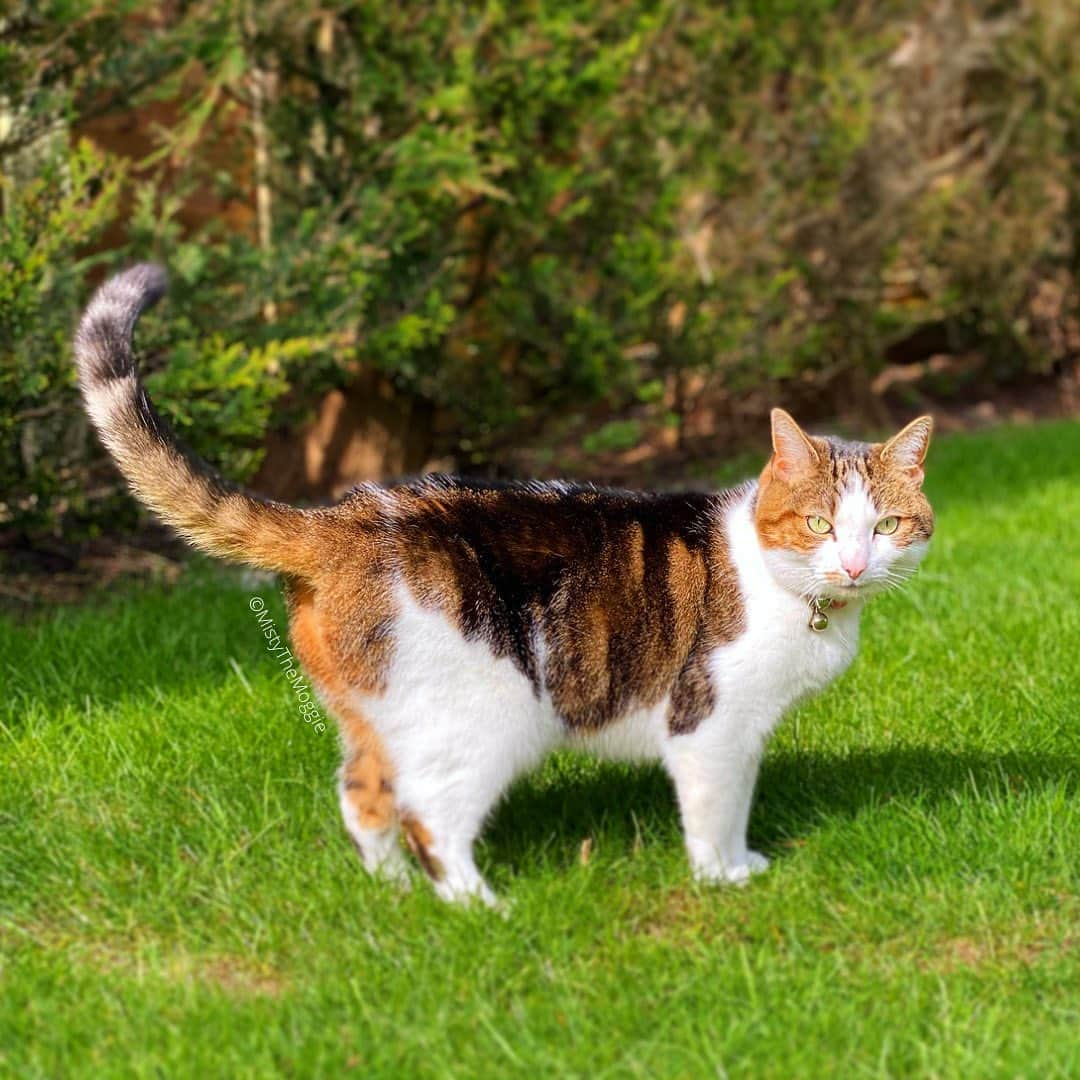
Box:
[809,596,831,631]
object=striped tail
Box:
[74,264,318,575]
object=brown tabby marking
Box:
[341,747,396,832]
[400,813,444,882]
[862,446,935,541]
[376,479,747,733]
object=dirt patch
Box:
[623,885,763,947]
[914,927,1076,976]
[0,527,185,615]
[622,885,1078,976]
[173,954,285,998]
[3,922,285,998]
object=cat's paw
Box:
[435,875,501,910]
[691,849,770,887]
[739,850,771,879]
[376,857,414,890]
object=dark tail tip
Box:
[117,262,169,306]
[74,263,169,387]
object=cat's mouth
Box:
[822,577,901,603]
[821,579,872,601]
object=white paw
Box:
[744,849,770,874]
[374,853,413,889]
[472,881,501,911]
[691,849,770,887]
[435,875,500,910]
[351,833,412,887]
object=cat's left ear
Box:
[881,415,933,485]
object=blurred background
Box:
[2,1,1078,597]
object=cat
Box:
[75,264,934,906]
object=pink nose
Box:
[841,554,867,581]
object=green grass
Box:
[2,421,1078,1078]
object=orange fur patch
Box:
[286,577,397,832]
[400,813,445,882]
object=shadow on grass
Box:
[0,570,296,722]
[482,746,1076,873]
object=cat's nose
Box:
[841,554,867,581]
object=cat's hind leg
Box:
[284,578,409,883]
[400,806,497,908]
[338,739,410,885]
[378,697,557,907]
[365,585,562,905]
[390,735,524,907]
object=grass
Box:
[2,420,1078,1078]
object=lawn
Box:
[1,421,1078,1078]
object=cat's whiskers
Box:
[876,567,916,591]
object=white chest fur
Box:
[709,491,862,737]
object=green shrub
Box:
[0,142,124,537]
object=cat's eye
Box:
[876,516,900,535]
[806,515,832,535]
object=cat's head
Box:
[755,409,934,602]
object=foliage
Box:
[0,142,124,535]
[1,421,1078,1075]
[2,1,1079,542]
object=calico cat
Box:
[75,264,934,905]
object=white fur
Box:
[357,584,562,904]
[345,484,911,903]
[84,293,138,327]
[568,702,670,762]
[337,775,410,884]
[831,473,878,580]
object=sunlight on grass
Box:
[1,422,1078,1077]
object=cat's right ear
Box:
[769,408,819,480]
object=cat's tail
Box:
[74,264,321,576]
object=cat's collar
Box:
[808,596,847,632]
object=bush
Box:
[0,142,124,538]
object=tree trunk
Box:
[244,4,276,322]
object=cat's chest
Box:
[711,494,862,722]
[708,587,861,721]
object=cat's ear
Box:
[770,408,819,479]
[881,415,933,485]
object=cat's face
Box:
[755,410,934,602]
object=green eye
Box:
[806,515,832,535]
[876,516,900,535]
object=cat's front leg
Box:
[663,720,770,885]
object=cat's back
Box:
[341,473,722,591]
